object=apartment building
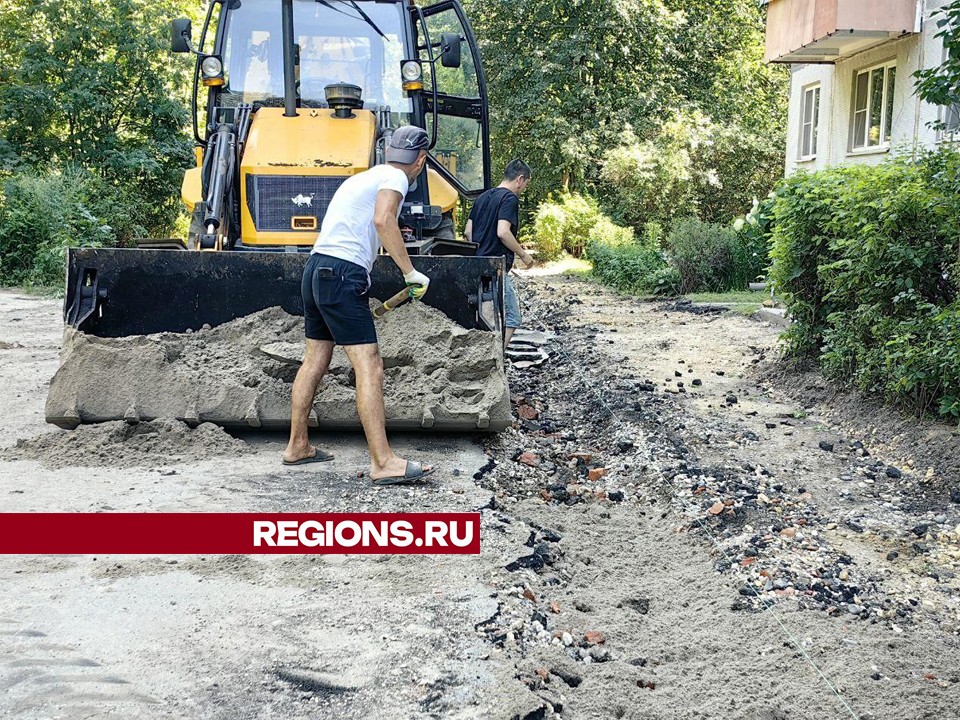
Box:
[765,0,957,174]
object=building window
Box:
[851,61,896,151]
[799,84,820,160]
[943,104,960,138]
[940,47,960,142]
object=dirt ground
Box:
[1,275,959,720]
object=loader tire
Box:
[429,211,456,242]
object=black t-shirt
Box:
[469,187,519,271]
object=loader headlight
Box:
[200,55,224,86]
[401,60,423,91]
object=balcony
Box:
[765,0,922,64]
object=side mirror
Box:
[439,32,461,68]
[171,18,193,53]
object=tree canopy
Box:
[464,0,788,216]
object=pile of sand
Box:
[45,302,511,431]
[3,419,248,468]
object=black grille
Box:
[246,175,347,232]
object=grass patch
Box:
[725,303,766,316]
[685,290,771,304]
[11,284,62,297]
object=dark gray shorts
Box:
[301,253,376,345]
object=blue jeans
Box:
[504,275,522,329]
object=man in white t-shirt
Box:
[283,126,434,486]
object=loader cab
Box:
[217,0,411,127]
[177,0,490,253]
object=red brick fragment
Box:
[584,631,606,645]
[518,404,539,420]
[518,451,539,467]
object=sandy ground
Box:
[1,279,959,720]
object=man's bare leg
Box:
[343,343,431,480]
[283,338,334,463]
[505,327,516,349]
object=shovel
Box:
[372,286,414,319]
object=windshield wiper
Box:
[348,1,388,41]
[314,0,389,41]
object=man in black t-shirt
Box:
[464,159,533,347]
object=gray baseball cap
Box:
[385,125,429,164]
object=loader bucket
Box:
[47,248,511,432]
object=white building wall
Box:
[784,0,951,175]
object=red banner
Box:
[0,513,480,555]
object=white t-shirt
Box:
[311,164,409,272]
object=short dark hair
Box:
[503,159,531,182]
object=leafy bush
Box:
[599,111,784,229]
[665,217,759,293]
[0,169,137,286]
[531,192,604,260]
[585,213,670,295]
[531,203,566,261]
[732,193,776,283]
[586,238,669,295]
[589,216,636,248]
[558,193,602,258]
[769,149,960,417]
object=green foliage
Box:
[600,116,701,227]
[665,216,759,293]
[587,236,670,296]
[0,0,194,264]
[582,206,671,295]
[599,111,784,228]
[769,149,960,417]
[0,169,134,286]
[914,0,960,124]
[732,193,777,282]
[531,192,606,259]
[464,0,787,212]
[532,203,566,261]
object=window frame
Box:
[849,59,897,153]
[938,45,960,143]
[798,83,821,161]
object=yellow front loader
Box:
[50,0,510,432]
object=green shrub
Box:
[0,169,134,286]
[585,215,671,295]
[732,193,776,283]
[586,239,669,295]
[769,148,960,417]
[531,192,605,260]
[588,216,636,248]
[531,202,565,261]
[558,193,601,258]
[665,217,757,294]
[599,111,784,228]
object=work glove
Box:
[404,268,430,300]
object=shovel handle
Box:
[373,287,412,318]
